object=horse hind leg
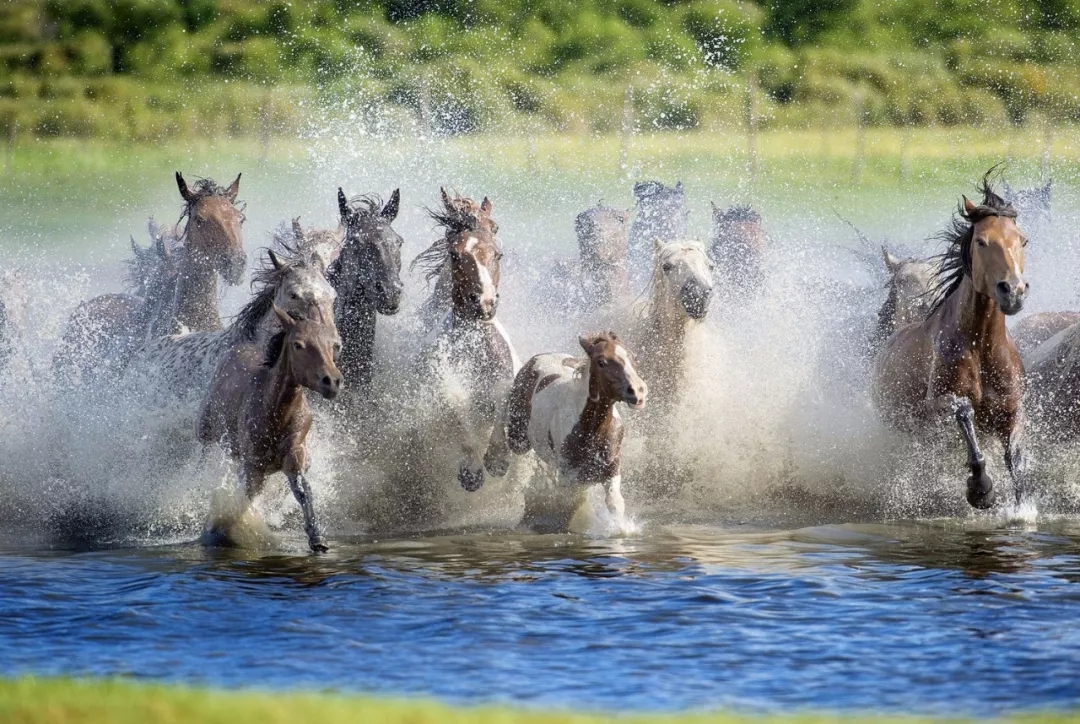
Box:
[950,397,995,509]
[1004,418,1028,506]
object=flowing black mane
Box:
[411,193,488,283]
[232,248,311,342]
[714,205,761,225]
[344,193,384,221]
[926,173,1018,314]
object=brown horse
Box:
[413,189,519,493]
[576,205,631,308]
[55,173,246,387]
[199,305,343,553]
[503,331,647,529]
[709,203,767,300]
[873,176,1028,509]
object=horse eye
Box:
[976,237,988,247]
[495,252,504,261]
[597,359,608,367]
[293,341,305,350]
[289,292,299,300]
[662,262,674,272]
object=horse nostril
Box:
[322,376,333,387]
[996,281,1013,296]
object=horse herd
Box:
[24,169,1076,552]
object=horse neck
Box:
[171,250,221,332]
[258,350,305,428]
[645,281,691,362]
[338,295,376,385]
[937,276,1008,353]
[580,365,617,431]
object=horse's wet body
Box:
[873,178,1028,509]
[709,204,767,300]
[576,205,631,309]
[871,250,935,351]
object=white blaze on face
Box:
[467,236,498,310]
[614,343,647,408]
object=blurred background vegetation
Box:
[2,0,1080,141]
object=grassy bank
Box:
[0,678,1074,724]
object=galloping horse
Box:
[123,245,336,409]
[630,240,713,418]
[55,173,246,387]
[274,216,344,274]
[709,204,767,299]
[502,332,647,529]
[576,205,631,309]
[873,176,1028,509]
[627,181,688,285]
[199,306,342,553]
[325,188,404,389]
[414,189,499,332]
[413,189,519,492]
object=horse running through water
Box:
[630,240,713,418]
[709,204,767,301]
[576,205,631,309]
[55,173,247,386]
[122,246,336,412]
[324,188,404,390]
[872,248,936,350]
[199,306,342,553]
[275,217,344,274]
[414,189,519,493]
[502,332,647,530]
[627,181,688,285]
[873,176,1029,509]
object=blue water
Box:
[3,520,1080,714]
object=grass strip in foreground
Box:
[0,678,1075,724]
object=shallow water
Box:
[3,519,1080,715]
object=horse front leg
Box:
[948,396,995,510]
[603,474,626,520]
[482,383,513,478]
[1004,413,1028,506]
[285,471,328,553]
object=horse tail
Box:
[506,356,543,455]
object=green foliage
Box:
[1,0,1080,140]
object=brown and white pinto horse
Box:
[199,305,343,553]
[873,176,1029,509]
[414,189,519,493]
[501,332,647,528]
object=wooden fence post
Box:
[745,74,758,179]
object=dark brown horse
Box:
[873,175,1028,509]
[199,305,342,553]
[54,173,246,387]
[709,203,767,300]
[325,188,404,389]
[576,205,631,308]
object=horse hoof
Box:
[459,465,484,492]
[966,471,995,510]
[483,451,509,478]
[309,539,329,554]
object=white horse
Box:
[501,332,647,530]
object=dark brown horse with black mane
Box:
[324,188,404,389]
[709,203,767,300]
[873,174,1029,509]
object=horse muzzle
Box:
[680,282,713,320]
[220,251,248,286]
[995,280,1026,316]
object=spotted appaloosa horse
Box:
[873,174,1029,509]
[501,332,647,530]
[199,305,342,553]
[709,203,767,300]
[325,188,404,390]
[413,189,519,493]
[55,173,247,387]
[627,181,688,286]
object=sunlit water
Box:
[2,129,1080,713]
[3,520,1080,714]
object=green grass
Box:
[0,678,1074,724]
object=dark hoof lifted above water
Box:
[966,469,996,510]
[459,464,484,492]
[308,537,329,554]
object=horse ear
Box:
[653,237,665,254]
[272,303,295,329]
[675,180,684,192]
[579,334,595,354]
[176,172,194,203]
[480,196,492,214]
[963,195,978,216]
[882,247,901,274]
[338,188,349,221]
[130,236,140,257]
[292,217,304,240]
[268,249,284,270]
[382,188,400,221]
[441,187,452,210]
[225,173,241,201]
